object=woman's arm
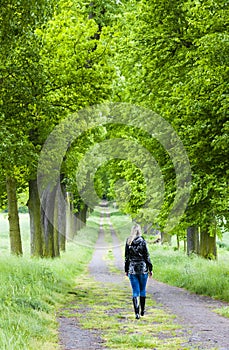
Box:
[143,241,153,273]
[124,242,130,274]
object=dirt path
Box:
[58,206,229,350]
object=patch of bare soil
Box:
[58,208,229,350]
[58,316,106,350]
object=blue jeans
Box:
[128,273,148,297]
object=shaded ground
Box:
[58,206,229,350]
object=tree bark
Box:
[79,204,88,228]
[41,184,59,258]
[176,235,180,250]
[53,219,60,258]
[75,211,81,232]
[199,226,217,259]
[187,226,199,256]
[53,183,65,257]
[184,238,187,253]
[82,204,88,224]
[28,179,44,257]
[66,192,75,240]
[6,175,23,255]
[58,179,66,252]
[161,231,172,245]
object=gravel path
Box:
[149,281,229,349]
[58,206,229,350]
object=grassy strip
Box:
[108,209,229,316]
[151,246,229,302]
[0,224,98,349]
[62,274,187,349]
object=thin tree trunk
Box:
[78,204,88,230]
[53,221,60,257]
[176,235,180,250]
[72,213,77,235]
[53,187,60,257]
[59,211,66,252]
[66,192,74,240]
[75,211,81,232]
[187,226,199,256]
[6,175,23,255]
[184,238,187,253]
[41,184,59,258]
[28,179,44,257]
[58,180,66,252]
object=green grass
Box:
[0,215,99,349]
[214,306,229,318]
[151,246,229,302]
[0,213,31,255]
[0,244,96,349]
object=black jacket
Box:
[125,236,153,274]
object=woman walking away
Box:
[125,224,153,319]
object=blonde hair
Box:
[127,224,142,245]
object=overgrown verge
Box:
[0,225,98,350]
[151,246,229,303]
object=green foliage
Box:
[36,4,113,110]
[1,0,228,256]
[35,0,119,217]
[0,0,117,250]
[0,0,59,219]
[111,0,229,231]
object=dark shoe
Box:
[132,297,140,319]
[140,296,146,316]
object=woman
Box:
[125,224,153,319]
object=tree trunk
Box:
[75,211,81,232]
[187,226,199,256]
[176,235,180,250]
[199,226,217,259]
[6,175,23,255]
[80,204,88,225]
[66,192,74,240]
[41,184,59,258]
[161,231,172,245]
[59,210,66,252]
[53,218,60,258]
[53,188,61,257]
[58,179,66,252]
[28,179,44,257]
[184,238,187,253]
[72,213,77,235]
